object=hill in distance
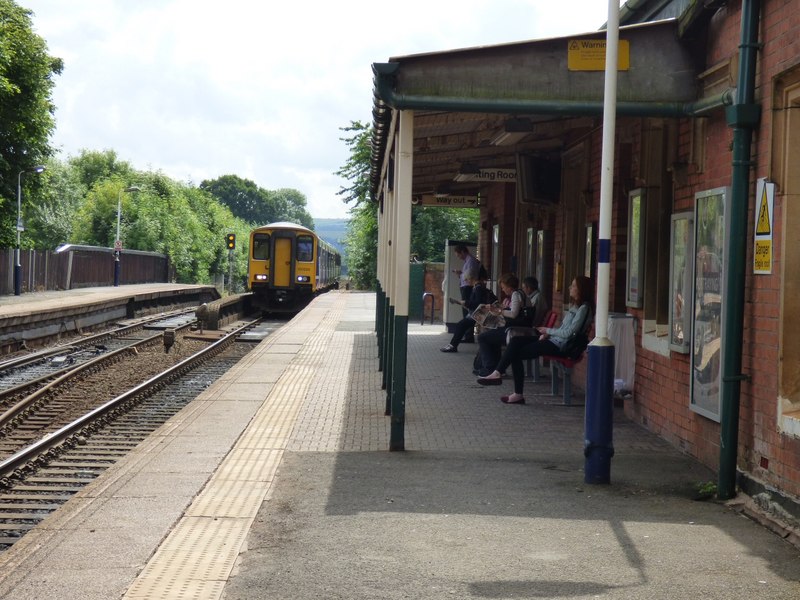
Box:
[314,218,348,255]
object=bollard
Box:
[421,293,435,325]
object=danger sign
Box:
[753,178,774,274]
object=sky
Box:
[22,1,617,220]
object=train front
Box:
[248,223,316,312]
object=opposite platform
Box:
[0,290,797,599]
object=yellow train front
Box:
[248,222,341,312]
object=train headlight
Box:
[296,275,310,282]
[255,274,268,281]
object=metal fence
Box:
[0,246,173,295]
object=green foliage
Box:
[0,0,63,246]
[335,120,479,287]
[411,206,479,262]
[269,188,314,229]
[344,202,378,290]
[25,157,85,249]
[67,149,133,190]
[200,175,313,229]
[335,121,371,208]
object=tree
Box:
[335,120,480,288]
[26,157,84,249]
[269,188,314,229]
[68,149,133,191]
[411,206,479,262]
[336,121,377,289]
[200,175,271,224]
[336,121,372,208]
[0,0,63,247]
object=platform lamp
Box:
[14,165,46,296]
[114,185,142,287]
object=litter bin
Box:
[608,313,635,396]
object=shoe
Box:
[463,338,475,344]
[477,375,502,386]
[440,344,457,353]
[501,395,525,404]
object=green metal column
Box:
[376,285,385,369]
[384,303,395,414]
[718,0,761,500]
[390,314,408,450]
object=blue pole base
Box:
[584,342,615,484]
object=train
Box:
[248,222,341,312]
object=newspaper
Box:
[470,305,505,329]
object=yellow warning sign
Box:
[754,240,772,272]
[756,185,771,235]
[568,39,630,71]
[753,177,774,274]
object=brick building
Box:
[370,0,800,516]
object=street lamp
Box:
[14,165,46,296]
[114,185,142,287]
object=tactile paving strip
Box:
[124,294,345,599]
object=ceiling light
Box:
[490,118,533,146]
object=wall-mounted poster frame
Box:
[690,187,730,422]
[626,188,645,308]
[669,212,694,353]
[584,222,596,280]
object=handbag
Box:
[504,291,534,327]
[561,331,589,359]
[560,305,592,359]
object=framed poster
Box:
[626,189,645,308]
[669,212,694,353]
[584,222,595,279]
[690,187,729,421]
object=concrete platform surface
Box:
[0,290,797,599]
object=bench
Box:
[541,352,585,405]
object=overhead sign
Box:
[568,39,630,71]
[753,177,774,274]
[455,168,516,183]
[413,195,479,208]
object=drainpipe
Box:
[718,0,761,500]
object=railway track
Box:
[0,317,272,552]
[0,309,197,405]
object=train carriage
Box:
[248,222,340,312]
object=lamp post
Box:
[114,185,142,287]
[14,165,46,296]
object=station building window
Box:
[631,119,676,356]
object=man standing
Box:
[453,245,481,342]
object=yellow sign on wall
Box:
[753,177,774,274]
[568,39,630,71]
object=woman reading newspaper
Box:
[440,270,496,352]
[473,273,532,375]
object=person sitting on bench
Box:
[476,276,593,405]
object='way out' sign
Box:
[753,177,774,275]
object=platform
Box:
[0,290,797,599]
[0,283,220,350]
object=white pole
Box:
[594,0,620,341]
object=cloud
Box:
[24,0,615,218]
